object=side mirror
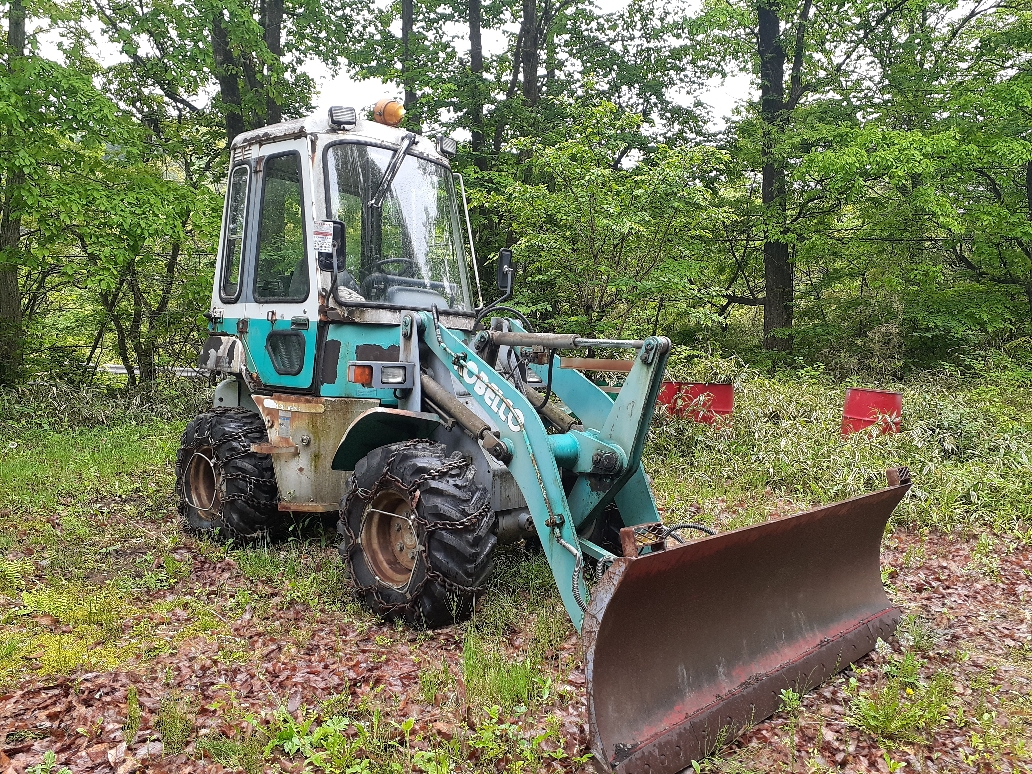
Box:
[496,248,514,293]
[331,220,346,266]
[316,220,346,272]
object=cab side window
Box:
[255,153,308,301]
[220,165,248,301]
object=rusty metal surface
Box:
[585,477,910,773]
[255,395,379,508]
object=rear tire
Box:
[339,440,496,627]
[175,408,282,543]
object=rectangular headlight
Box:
[380,366,408,385]
[347,361,415,389]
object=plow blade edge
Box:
[584,474,911,773]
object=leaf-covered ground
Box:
[2,485,1030,773]
[2,371,1031,773]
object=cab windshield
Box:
[325,143,472,310]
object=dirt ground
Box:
[2,526,1030,774]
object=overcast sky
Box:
[308,0,753,128]
[40,0,753,129]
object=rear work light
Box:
[347,361,415,389]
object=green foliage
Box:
[492,101,726,337]
[462,629,540,712]
[418,663,453,706]
[847,659,954,743]
[26,751,72,774]
[21,583,126,628]
[155,693,195,755]
[123,685,142,744]
[646,365,1032,535]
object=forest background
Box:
[3,2,1032,771]
[1,0,1031,385]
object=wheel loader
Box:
[177,99,912,773]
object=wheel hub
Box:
[185,446,221,517]
[361,490,419,588]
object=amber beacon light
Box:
[373,99,405,126]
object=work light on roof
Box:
[327,105,358,130]
[436,135,458,158]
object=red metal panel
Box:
[657,382,734,424]
[841,388,902,435]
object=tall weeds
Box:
[646,366,1032,535]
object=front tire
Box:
[175,408,282,543]
[339,440,496,627]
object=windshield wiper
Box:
[368,132,416,209]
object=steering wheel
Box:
[373,257,418,274]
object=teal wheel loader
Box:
[177,101,912,773]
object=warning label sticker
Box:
[313,221,334,253]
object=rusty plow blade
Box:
[584,470,911,774]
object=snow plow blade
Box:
[584,469,911,773]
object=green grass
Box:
[646,366,1032,535]
[1,370,1030,770]
[847,659,954,743]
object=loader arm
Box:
[418,312,668,630]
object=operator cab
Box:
[214,101,475,318]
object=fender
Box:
[332,407,443,471]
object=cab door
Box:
[242,145,318,391]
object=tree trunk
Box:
[758,0,792,351]
[261,0,284,125]
[521,0,539,105]
[1026,161,1032,331]
[212,12,246,144]
[468,0,485,164]
[0,0,26,384]
[401,0,420,132]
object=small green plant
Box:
[196,732,267,774]
[883,750,906,772]
[123,684,142,744]
[969,534,1001,579]
[155,694,194,755]
[897,614,937,653]
[778,687,802,715]
[884,651,924,688]
[22,582,125,628]
[0,557,34,594]
[418,663,453,705]
[26,751,72,774]
[463,629,538,711]
[848,664,953,743]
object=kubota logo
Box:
[458,360,525,432]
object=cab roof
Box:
[230,109,449,164]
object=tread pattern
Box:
[175,408,283,543]
[339,440,497,628]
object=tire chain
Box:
[182,415,269,524]
[340,439,493,621]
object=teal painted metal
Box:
[320,322,404,402]
[518,325,670,533]
[420,314,669,632]
[237,317,317,390]
[613,465,663,528]
[546,433,579,468]
[578,537,618,562]
[547,428,628,475]
[419,313,592,631]
[332,407,442,470]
